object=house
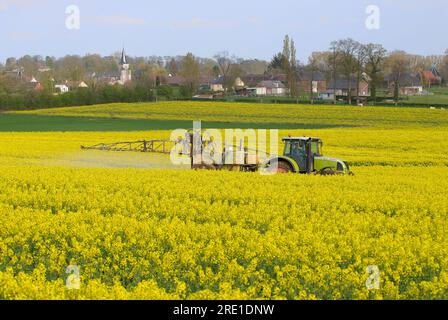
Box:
[242,74,285,87]
[421,67,443,87]
[65,80,89,89]
[297,70,327,94]
[210,76,224,92]
[78,81,89,88]
[55,84,69,94]
[255,80,288,96]
[165,75,226,92]
[318,91,335,101]
[384,73,423,96]
[234,77,245,89]
[34,82,44,92]
[327,74,370,97]
[245,87,267,96]
[165,75,185,86]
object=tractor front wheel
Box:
[318,167,338,176]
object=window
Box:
[284,142,291,156]
[311,142,321,155]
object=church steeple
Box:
[120,48,127,65]
[118,46,131,84]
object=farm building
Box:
[327,74,370,97]
[297,70,327,94]
[385,73,424,96]
[256,80,288,96]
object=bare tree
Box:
[180,52,200,97]
[214,51,234,92]
[441,49,448,83]
[289,39,298,97]
[329,41,341,104]
[333,38,359,105]
[307,53,320,104]
[384,51,411,103]
[365,44,387,104]
[355,43,368,104]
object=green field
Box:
[11,101,448,129]
[406,95,448,105]
[0,113,349,132]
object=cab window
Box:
[311,142,320,155]
[284,142,291,156]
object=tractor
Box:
[266,137,353,175]
[81,134,353,175]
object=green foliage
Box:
[0,86,158,111]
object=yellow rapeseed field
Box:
[16,101,448,128]
[1,102,448,300]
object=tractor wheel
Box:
[318,167,339,176]
[277,161,293,173]
[265,159,293,174]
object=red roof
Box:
[421,71,439,82]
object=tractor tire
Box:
[265,159,293,174]
[277,161,293,174]
[318,167,338,176]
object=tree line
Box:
[0,38,447,110]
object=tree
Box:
[180,53,200,97]
[329,41,341,104]
[275,35,298,97]
[384,51,411,103]
[365,44,387,104]
[268,53,286,73]
[441,49,448,84]
[214,51,234,92]
[239,59,268,75]
[333,38,359,104]
[289,39,298,97]
[5,57,17,70]
[355,43,368,104]
[167,58,179,75]
[307,53,321,103]
[282,35,291,77]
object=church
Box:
[118,48,132,85]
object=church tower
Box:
[119,48,132,84]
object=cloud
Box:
[0,0,44,12]
[94,15,146,26]
[8,31,39,41]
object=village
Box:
[0,37,447,109]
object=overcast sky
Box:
[0,0,447,63]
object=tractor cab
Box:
[283,137,322,173]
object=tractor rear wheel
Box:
[277,161,293,173]
[265,159,293,174]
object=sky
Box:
[0,0,447,63]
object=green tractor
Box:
[268,137,353,175]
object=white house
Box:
[318,91,336,101]
[256,80,288,96]
[55,84,69,94]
